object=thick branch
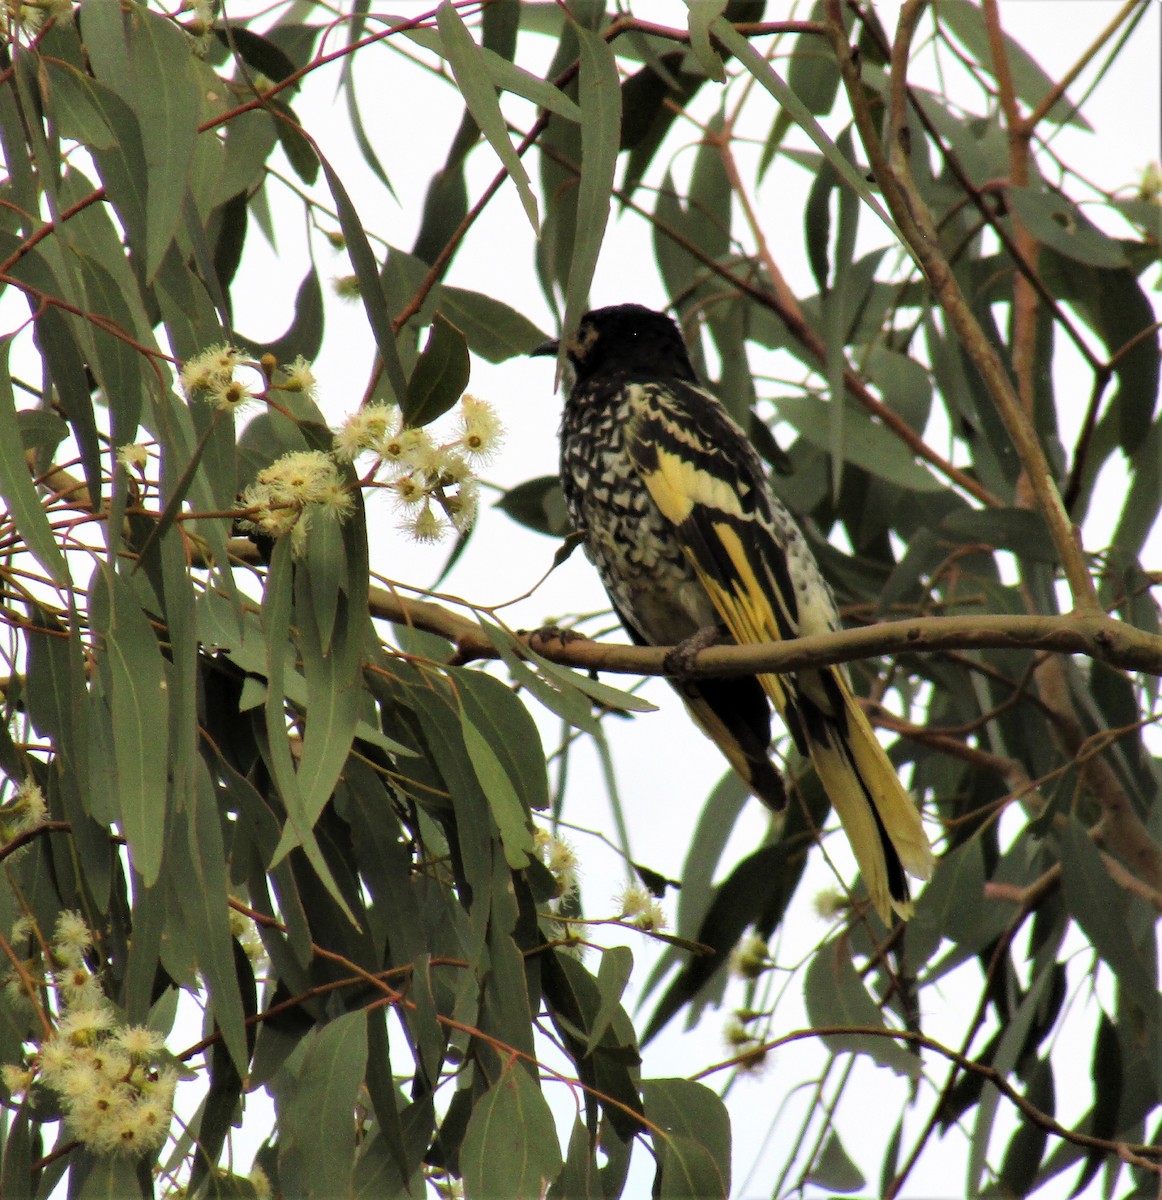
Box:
[214,538,1162,676]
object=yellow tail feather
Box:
[799,676,933,923]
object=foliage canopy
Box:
[0,1,1160,1197]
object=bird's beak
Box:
[531,337,559,358]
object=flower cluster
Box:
[238,449,353,555]
[333,395,503,543]
[179,344,251,412]
[722,1011,768,1070]
[179,0,216,51]
[1,0,72,34]
[269,355,317,396]
[728,932,773,981]
[533,827,579,899]
[812,887,849,921]
[615,883,667,934]
[116,443,151,471]
[2,913,177,1157]
[228,908,268,973]
[178,348,503,552]
[0,778,47,849]
[180,344,317,413]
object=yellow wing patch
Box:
[642,446,745,526]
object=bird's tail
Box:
[792,668,933,922]
[677,678,787,810]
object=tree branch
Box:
[215,537,1162,677]
[705,1025,1162,1171]
[825,1,1101,614]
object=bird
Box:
[534,302,933,922]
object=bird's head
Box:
[532,304,698,390]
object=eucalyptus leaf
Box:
[460,1068,563,1199]
[804,939,922,1079]
[435,2,540,234]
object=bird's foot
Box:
[522,625,590,652]
[663,625,722,678]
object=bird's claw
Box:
[522,625,590,652]
[662,626,722,678]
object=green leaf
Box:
[967,961,1058,1196]
[542,950,644,1140]
[494,474,571,537]
[41,60,118,147]
[439,286,548,362]
[457,663,552,815]
[687,2,727,82]
[76,1154,149,1198]
[940,506,1059,564]
[621,51,707,201]
[460,1067,563,1199]
[1058,816,1157,1013]
[642,1079,731,1200]
[804,145,837,294]
[281,506,366,854]
[269,96,319,185]
[803,939,922,1078]
[532,650,658,714]
[823,126,860,500]
[864,344,933,433]
[81,0,200,280]
[998,1056,1053,1197]
[75,251,154,446]
[480,621,597,733]
[777,395,943,491]
[401,19,582,122]
[435,2,539,234]
[273,1011,369,1198]
[403,312,470,427]
[239,269,325,365]
[1041,250,1160,457]
[711,18,907,250]
[460,711,536,870]
[261,541,356,923]
[937,0,1091,129]
[550,1117,601,1199]
[1111,418,1162,560]
[317,152,409,403]
[214,23,297,82]
[16,408,69,458]
[0,339,70,586]
[806,1130,866,1193]
[184,760,250,1073]
[586,946,633,1055]
[0,69,37,223]
[7,247,105,505]
[786,1,842,115]
[560,26,620,346]
[655,1135,725,1200]
[908,836,1008,960]
[1007,188,1129,269]
[92,569,170,887]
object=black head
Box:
[533,304,698,389]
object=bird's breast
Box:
[560,399,717,643]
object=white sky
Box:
[7,1,1161,1196]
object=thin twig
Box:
[702,1025,1162,1172]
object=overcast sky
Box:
[15,1,1128,1193]
[214,5,1162,1195]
